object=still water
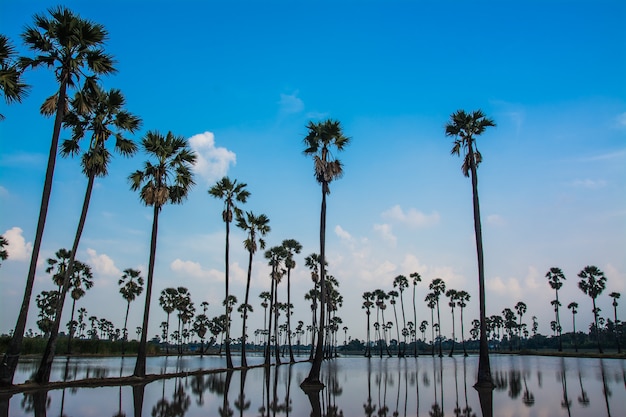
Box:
[2,354,625,416]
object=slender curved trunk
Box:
[273,284,281,365]
[224,216,233,369]
[399,291,406,356]
[412,286,417,357]
[448,307,456,357]
[365,311,371,357]
[572,313,578,352]
[430,308,435,357]
[592,298,603,354]
[460,306,468,357]
[613,304,621,354]
[436,301,443,357]
[392,303,401,357]
[134,203,160,377]
[302,188,326,387]
[36,172,95,383]
[241,249,253,368]
[122,300,131,354]
[287,268,295,363]
[556,290,563,352]
[67,298,77,354]
[468,140,493,389]
[264,269,275,366]
[0,81,68,387]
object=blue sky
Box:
[1,1,625,343]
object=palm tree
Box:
[393,274,409,356]
[1,7,115,386]
[159,287,178,354]
[282,238,302,363]
[429,278,446,357]
[65,261,93,354]
[445,288,458,356]
[425,293,437,356]
[445,109,496,388]
[300,119,350,389]
[129,131,196,377]
[264,245,287,366]
[409,272,421,356]
[236,211,270,367]
[608,292,621,353]
[118,268,144,348]
[0,34,28,120]
[304,253,324,359]
[46,248,72,293]
[546,267,566,352]
[456,290,470,356]
[209,176,249,369]
[514,301,527,350]
[259,291,271,351]
[577,265,607,354]
[567,302,579,352]
[362,292,374,357]
[388,290,401,356]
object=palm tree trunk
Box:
[436,301,443,357]
[460,307,468,357]
[265,270,275,366]
[556,291,563,352]
[592,299,603,354]
[224,217,233,369]
[302,189,326,388]
[122,301,131,354]
[572,313,578,352]
[241,249,253,368]
[134,204,160,377]
[67,299,77,354]
[412,287,417,357]
[36,172,95,383]
[449,308,456,357]
[0,81,68,387]
[399,292,407,356]
[468,141,493,389]
[287,268,295,363]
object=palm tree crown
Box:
[303,119,350,194]
[445,109,496,177]
[0,34,28,119]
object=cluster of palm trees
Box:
[362,276,473,359]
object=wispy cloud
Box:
[615,112,626,128]
[278,91,304,114]
[2,227,32,261]
[171,258,223,281]
[335,225,353,241]
[381,205,440,228]
[188,132,237,185]
[373,223,397,246]
[570,179,607,189]
[486,214,506,226]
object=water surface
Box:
[3,354,625,416]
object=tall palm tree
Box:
[37,84,140,382]
[410,272,421,357]
[304,253,324,358]
[0,7,115,386]
[259,291,271,351]
[425,293,437,356]
[64,260,93,354]
[129,131,196,377]
[546,267,566,352]
[236,211,270,367]
[608,292,621,353]
[159,287,178,354]
[456,290,470,356]
[567,302,579,352]
[264,245,287,366]
[444,109,496,388]
[282,238,302,363]
[514,301,527,350]
[0,34,28,120]
[429,278,446,357]
[300,119,350,389]
[577,265,607,354]
[393,274,409,356]
[445,288,458,357]
[362,292,374,357]
[388,290,401,356]
[209,176,249,369]
[118,268,144,348]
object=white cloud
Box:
[373,223,397,246]
[487,275,523,296]
[381,205,440,228]
[2,227,32,261]
[86,248,121,276]
[171,258,223,281]
[486,214,506,226]
[570,179,607,189]
[616,112,626,128]
[0,185,8,198]
[335,225,353,241]
[279,92,304,114]
[188,132,237,185]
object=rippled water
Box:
[3,354,625,416]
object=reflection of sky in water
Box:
[6,354,625,416]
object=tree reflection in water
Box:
[599,358,612,417]
[559,357,572,416]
